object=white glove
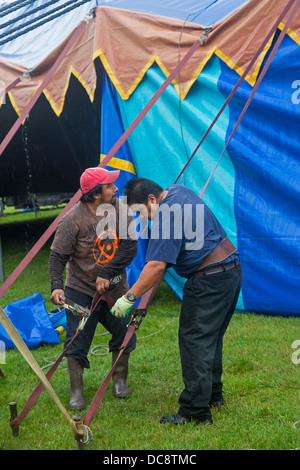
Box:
[111,295,135,318]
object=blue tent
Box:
[0,0,299,316]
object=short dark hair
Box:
[123,177,163,205]
[80,184,103,203]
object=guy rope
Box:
[1,0,299,449]
[0,306,91,444]
[0,29,205,448]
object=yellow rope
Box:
[0,306,90,441]
[70,416,93,444]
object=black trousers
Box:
[178,263,242,420]
[64,286,136,369]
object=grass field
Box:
[0,208,299,451]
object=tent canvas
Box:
[0,0,299,316]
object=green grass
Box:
[0,204,64,226]
[0,211,299,451]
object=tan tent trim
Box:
[0,0,299,116]
[0,17,96,117]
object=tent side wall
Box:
[219,32,300,315]
[111,34,300,316]
[0,1,299,316]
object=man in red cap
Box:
[49,167,137,410]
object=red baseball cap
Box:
[80,167,120,194]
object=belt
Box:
[197,237,237,271]
[191,260,239,278]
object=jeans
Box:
[64,286,136,368]
[178,263,242,420]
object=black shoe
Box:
[208,397,224,408]
[160,413,190,425]
[160,413,212,425]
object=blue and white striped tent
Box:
[0,0,299,316]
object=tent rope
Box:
[174,0,298,185]
[0,306,89,442]
[0,37,201,299]
[199,0,300,198]
[1,0,299,447]
[0,0,63,31]
[0,38,203,444]
[0,0,94,46]
[0,0,34,18]
[139,0,300,311]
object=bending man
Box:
[111,177,242,425]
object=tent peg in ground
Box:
[72,414,93,450]
[9,401,19,436]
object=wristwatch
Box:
[126,292,136,302]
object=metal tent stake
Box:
[9,401,19,436]
[72,414,86,450]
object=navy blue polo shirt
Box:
[145,185,236,278]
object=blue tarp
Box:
[219,33,300,314]
[48,307,67,331]
[0,293,60,349]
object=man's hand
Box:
[96,276,110,295]
[50,289,65,305]
[111,295,135,318]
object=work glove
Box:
[111,295,135,318]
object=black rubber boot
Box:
[112,351,131,398]
[67,357,86,410]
